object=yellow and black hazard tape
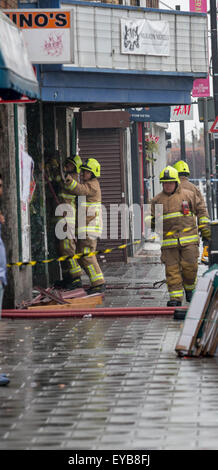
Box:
[150,223,208,240]
[165,223,208,238]
[7,239,142,268]
[6,224,209,268]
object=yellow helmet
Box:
[64,155,82,174]
[159,166,180,184]
[173,160,190,175]
[80,158,101,178]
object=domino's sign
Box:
[4,9,73,64]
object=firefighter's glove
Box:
[65,174,73,184]
[144,215,155,232]
[201,226,211,240]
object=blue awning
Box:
[40,66,194,108]
[0,11,39,101]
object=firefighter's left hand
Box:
[65,174,73,184]
[201,226,211,240]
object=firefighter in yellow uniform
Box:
[53,155,83,290]
[146,166,211,306]
[173,160,210,264]
[64,157,105,295]
[173,160,205,201]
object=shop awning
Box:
[41,66,195,109]
[0,11,39,101]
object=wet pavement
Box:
[1,243,218,450]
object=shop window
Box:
[146,0,159,7]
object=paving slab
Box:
[1,245,216,450]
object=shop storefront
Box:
[0,11,39,307]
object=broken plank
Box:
[27,294,103,310]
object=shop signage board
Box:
[128,105,193,122]
[192,76,210,98]
[0,96,36,104]
[170,104,193,121]
[189,0,207,11]
[3,9,73,64]
[127,106,171,122]
[121,19,170,56]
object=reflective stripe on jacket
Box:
[64,177,102,238]
[55,178,78,226]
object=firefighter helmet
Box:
[64,155,82,174]
[80,158,101,178]
[159,166,180,184]
[173,160,190,175]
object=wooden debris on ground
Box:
[20,286,103,310]
[175,268,218,357]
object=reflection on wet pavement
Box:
[0,258,216,450]
[1,313,218,450]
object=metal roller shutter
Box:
[79,127,127,263]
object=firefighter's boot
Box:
[0,374,10,386]
[86,284,106,295]
[185,290,193,302]
[64,277,83,291]
[167,299,182,307]
[53,276,72,289]
[54,276,82,290]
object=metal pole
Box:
[152,158,155,197]
[191,130,196,181]
[180,120,186,161]
[209,133,215,219]
[203,98,213,218]
[142,122,148,203]
[210,0,218,218]
[14,104,22,262]
[39,102,49,287]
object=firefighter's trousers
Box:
[161,244,199,302]
[77,238,105,287]
[59,238,82,280]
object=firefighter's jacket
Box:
[57,177,79,236]
[178,175,210,236]
[145,184,210,249]
[46,161,78,228]
[64,177,102,239]
[179,176,205,204]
